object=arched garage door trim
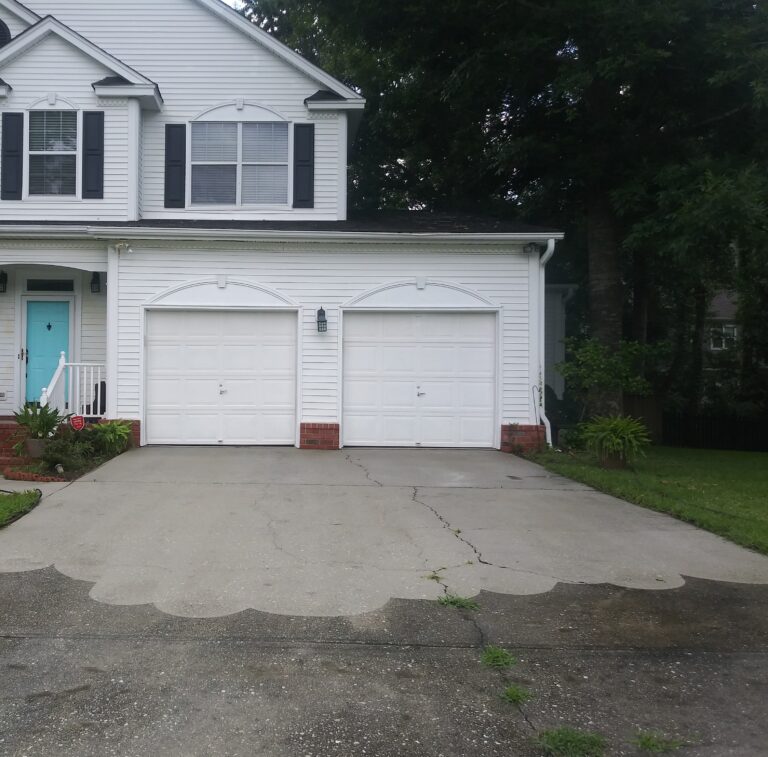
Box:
[141,278,300,446]
[340,280,502,449]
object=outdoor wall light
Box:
[90,272,101,294]
[317,307,328,333]
[0,270,6,294]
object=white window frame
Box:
[709,323,738,351]
[24,109,82,201]
[187,121,293,209]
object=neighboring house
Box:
[707,291,738,353]
[0,0,562,451]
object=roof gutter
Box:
[0,225,565,245]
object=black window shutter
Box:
[82,111,105,199]
[293,123,314,208]
[1,112,23,201]
[164,124,186,208]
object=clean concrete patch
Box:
[0,447,766,617]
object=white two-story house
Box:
[0,0,562,451]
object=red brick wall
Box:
[500,424,546,454]
[128,420,141,448]
[300,423,340,450]
[0,422,25,461]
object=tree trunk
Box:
[587,194,623,415]
[632,249,649,344]
[686,285,709,416]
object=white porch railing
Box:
[40,352,107,419]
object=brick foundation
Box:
[126,420,141,448]
[300,423,340,450]
[500,424,546,454]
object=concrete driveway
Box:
[1,447,766,617]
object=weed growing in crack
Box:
[481,645,517,669]
[632,732,686,753]
[501,684,532,705]
[537,727,606,757]
[437,594,479,610]
[425,570,444,583]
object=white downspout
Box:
[538,238,557,446]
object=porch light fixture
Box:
[317,307,328,333]
[90,272,101,294]
[0,270,6,294]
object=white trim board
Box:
[0,15,157,86]
[193,0,364,103]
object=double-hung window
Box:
[191,121,289,205]
[28,111,78,196]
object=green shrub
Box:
[582,415,651,468]
[89,421,132,457]
[41,437,95,472]
[13,402,67,440]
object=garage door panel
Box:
[146,310,297,445]
[343,312,496,447]
[381,381,418,409]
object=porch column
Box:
[106,244,119,419]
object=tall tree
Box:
[243,0,768,414]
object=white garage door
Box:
[145,310,296,445]
[343,312,497,447]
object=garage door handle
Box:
[417,390,426,397]
[219,385,227,395]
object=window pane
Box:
[242,165,288,204]
[27,279,75,292]
[29,155,76,195]
[191,122,238,162]
[29,111,77,152]
[242,122,288,163]
[191,164,237,204]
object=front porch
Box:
[0,262,108,420]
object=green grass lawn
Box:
[534,446,768,555]
[0,489,42,528]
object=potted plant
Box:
[13,403,68,458]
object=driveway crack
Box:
[411,487,574,585]
[345,454,384,486]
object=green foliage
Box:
[88,421,132,457]
[437,594,479,610]
[632,731,685,753]
[557,339,659,400]
[582,415,651,467]
[533,446,768,554]
[480,645,517,669]
[500,684,532,705]
[0,490,42,528]
[13,403,67,440]
[41,436,95,473]
[537,727,606,757]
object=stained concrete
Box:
[0,569,767,756]
[0,447,766,617]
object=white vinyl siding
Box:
[113,243,533,429]
[0,34,130,221]
[22,0,345,220]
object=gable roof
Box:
[0,0,39,26]
[0,15,157,87]
[193,0,364,107]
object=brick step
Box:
[0,457,34,469]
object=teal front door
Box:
[26,301,70,403]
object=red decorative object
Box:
[70,416,85,431]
